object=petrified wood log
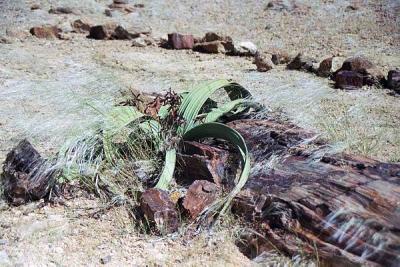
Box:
[1,140,56,205]
[227,119,400,267]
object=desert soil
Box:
[0,0,399,266]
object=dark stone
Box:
[167,33,194,49]
[100,255,112,264]
[112,25,140,40]
[271,50,291,65]
[1,140,56,205]
[183,180,220,219]
[71,19,92,33]
[140,188,179,233]
[338,55,384,85]
[48,7,76,14]
[87,24,117,40]
[387,70,400,92]
[334,70,364,90]
[287,53,316,72]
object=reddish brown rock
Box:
[71,19,92,33]
[29,26,61,39]
[30,4,41,10]
[202,32,232,43]
[193,41,226,54]
[287,53,316,72]
[387,70,400,92]
[112,25,141,40]
[338,55,384,85]
[317,57,333,77]
[253,52,274,72]
[140,188,179,233]
[167,33,194,49]
[183,180,220,219]
[178,141,231,186]
[334,70,364,90]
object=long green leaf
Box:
[183,122,250,215]
[155,149,176,190]
[178,80,251,133]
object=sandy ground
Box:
[0,0,399,266]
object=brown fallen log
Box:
[179,118,400,266]
[227,119,400,267]
[1,140,56,205]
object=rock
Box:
[193,41,226,54]
[112,25,141,40]
[253,52,274,72]
[1,140,56,205]
[108,3,135,13]
[317,57,333,77]
[30,4,41,10]
[48,7,77,15]
[199,32,234,53]
[334,70,364,90]
[167,33,194,49]
[202,32,229,43]
[178,141,232,186]
[0,239,7,245]
[265,0,309,14]
[29,26,61,39]
[114,0,129,3]
[336,55,384,86]
[183,180,220,219]
[270,50,291,65]
[100,255,112,264]
[140,188,179,233]
[71,19,92,33]
[104,9,113,17]
[287,53,316,72]
[87,24,117,40]
[234,41,258,56]
[132,36,153,47]
[387,70,400,92]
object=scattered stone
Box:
[317,57,333,77]
[193,41,226,54]
[270,50,292,65]
[112,25,141,40]
[336,55,384,86]
[72,19,92,33]
[334,70,364,90]
[167,33,194,49]
[100,255,112,264]
[132,36,153,47]
[48,7,77,15]
[104,9,113,17]
[387,70,400,92]
[265,0,309,14]
[29,26,62,39]
[140,188,179,233]
[287,53,316,72]
[234,41,258,56]
[30,4,41,10]
[108,3,135,13]
[1,140,56,205]
[253,52,274,72]
[87,24,117,40]
[134,3,145,8]
[202,32,229,43]
[183,180,220,219]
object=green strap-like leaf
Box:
[155,149,177,190]
[183,122,251,215]
[178,80,251,133]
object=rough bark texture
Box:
[1,140,55,205]
[226,119,400,267]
